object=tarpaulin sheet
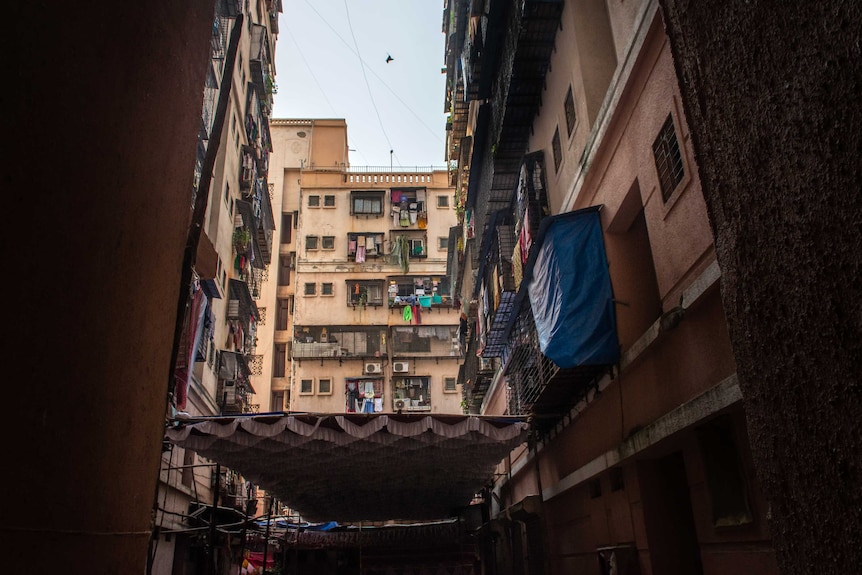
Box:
[527,207,618,368]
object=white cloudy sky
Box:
[273,0,449,168]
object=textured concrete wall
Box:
[656,2,862,573]
[4,2,213,572]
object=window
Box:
[438,236,449,251]
[653,114,685,202]
[323,195,336,207]
[444,377,457,392]
[224,183,231,205]
[321,282,334,296]
[347,232,384,260]
[300,378,313,394]
[392,376,431,411]
[347,280,385,307]
[276,298,290,331]
[318,378,332,394]
[304,282,316,296]
[436,195,450,208]
[273,343,286,378]
[322,236,335,250]
[564,86,577,136]
[306,235,318,250]
[408,237,425,257]
[346,378,384,413]
[307,195,320,207]
[552,126,562,172]
[350,191,384,215]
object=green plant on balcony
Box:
[233,228,251,252]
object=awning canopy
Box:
[166,413,528,523]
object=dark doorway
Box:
[638,451,703,575]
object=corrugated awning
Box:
[166,413,527,523]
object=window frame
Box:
[321,236,335,250]
[564,85,577,136]
[305,235,319,250]
[350,191,384,216]
[323,194,336,207]
[317,377,333,395]
[437,236,449,251]
[307,195,320,208]
[321,282,334,296]
[552,126,562,172]
[653,114,686,203]
[443,377,457,393]
[436,195,450,208]
[346,280,386,307]
[303,282,317,296]
[299,378,314,395]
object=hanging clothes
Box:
[402,305,413,323]
[346,382,360,412]
[355,246,366,263]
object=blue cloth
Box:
[527,208,619,368]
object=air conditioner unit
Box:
[364,362,382,374]
[393,398,407,411]
[393,361,409,373]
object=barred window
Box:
[552,126,562,172]
[653,115,685,202]
[564,86,577,136]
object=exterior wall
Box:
[446,1,779,574]
[8,1,215,570]
[154,1,281,572]
[269,121,462,416]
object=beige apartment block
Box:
[267,119,463,415]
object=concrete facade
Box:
[268,120,463,417]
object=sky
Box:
[272,1,449,169]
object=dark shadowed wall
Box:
[3,2,214,571]
[656,2,862,573]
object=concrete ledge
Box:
[542,373,741,502]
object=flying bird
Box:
[386,54,394,63]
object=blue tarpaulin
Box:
[527,207,619,369]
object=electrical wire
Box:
[342,0,393,157]
[283,24,338,116]
[301,0,444,145]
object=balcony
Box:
[390,326,461,359]
[293,326,387,359]
[479,224,517,358]
[388,275,451,309]
[249,24,271,93]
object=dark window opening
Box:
[273,343,286,378]
[698,416,753,527]
[653,114,685,202]
[552,126,562,172]
[564,86,577,136]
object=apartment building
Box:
[153,1,280,573]
[267,119,463,416]
[444,0,778,574]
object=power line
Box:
[342,0,393,156]
[283,24,339,116]
[301,0,444,146]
